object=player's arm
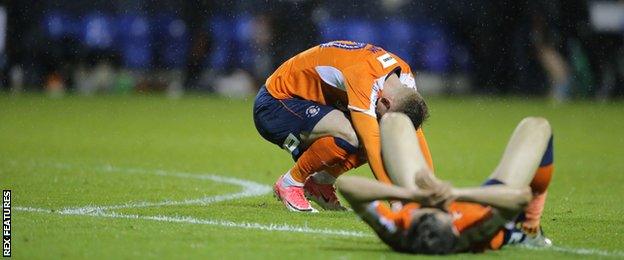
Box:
[336,175,445,213]
[350,111,392,184]
[452,186,532,217]
[416,128,434,171]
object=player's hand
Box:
[417,182,454,210]
[429,182,455,210]
[522,219,540,237]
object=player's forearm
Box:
[415,128,434,170]
[452,186,532,212]
[337,176,427,209]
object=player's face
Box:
[413,208,459,236]
[375,97,391,118]
[375,84,413,119]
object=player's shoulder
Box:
[449,202,490,216]
[318,41,397,66]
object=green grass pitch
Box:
[1,94,623,259]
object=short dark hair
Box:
[401,212,458,255]
[395,92,429,129]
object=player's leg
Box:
[484,117,554,246]
[254,89,360,211]
[295,110,362,210]
[285,109,359,185]
[254,87,339,211]
[523,135,554,234]
[379,113,435,190]
[486,117,552,188]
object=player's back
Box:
[266,41,410,112]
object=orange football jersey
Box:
[365,201,505,253]
[265,41,429,183]
[266,40,416,117]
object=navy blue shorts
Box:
[253,85,334,160]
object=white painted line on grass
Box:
[16,205,624,257]
[524,244,624,258]
[15,206,371,238]
[13,206,53,213]
[54,163,271,214]
[13,161,624,258]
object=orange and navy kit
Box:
[362,201,506,253]
[253,41,433,183]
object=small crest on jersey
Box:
[377,53,397,68]
[306,105,320,118]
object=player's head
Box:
[402,208,458,255]
[376,88,429,129]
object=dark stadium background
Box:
[2,0,623,99]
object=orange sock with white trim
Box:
[324,153,365,178]
[286,136,356,185]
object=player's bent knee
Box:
[381,112,410,125]
[519,117,551,135]
[380,113,413,133]
[333,136,358,155]
[334,128,359,150]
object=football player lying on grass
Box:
[337,113,554,254]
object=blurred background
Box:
[1,0,623,101]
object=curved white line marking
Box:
[15,206,371,237]
[55,164,271,214]
[12,162,624,257]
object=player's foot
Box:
[506,225,552,248]
[304,177,347,211]
[522,227,553,248]
[273,175,317,212]
[521,218,541,236]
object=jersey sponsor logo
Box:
[320,41,367,50]
[377,53,397,68]
[305,105,320,118]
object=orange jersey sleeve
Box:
[350,111,390,183]
[449,202,506,252]
[416,128,434,170]
[359,201,420,251]
[340,49,411,183]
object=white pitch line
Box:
[59,192,257,214]
[16,205,624,257]
[13,161,624,258]
[13,206,53,213]
[15,206,371,238]
[522,244,624,258]
[54,164,271,214]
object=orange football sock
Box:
[530,164,553,194]
[325,153,364,178]
[525,165,553,222]
[290,137,354,183]
[524,136,554,228]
